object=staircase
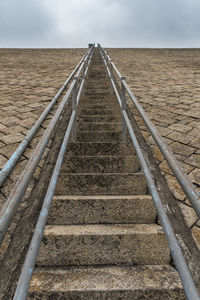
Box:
[28,48,184,299]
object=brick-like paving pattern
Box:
[0,48,85,258]
[108,48,200,248]
[0,48,200,255]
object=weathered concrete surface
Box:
[29,265,185,300]
[61,155,140,173]
[48,195,156,224]
[37,224,170,266]
[55,173,147,195]
[108,48,200,245]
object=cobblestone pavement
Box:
[0,48,85,258]
[108,48,200,249]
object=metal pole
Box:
[72,77,78,141]
[13,111,76,300]
[121,76,127,143]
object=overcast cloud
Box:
[0,0,200,48]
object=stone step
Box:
[76,131,124,142]
[55,173,147,195]
[79,100,118,108]
[84,86,109,91]
[79,109,119,115]
[78,115,121,123]
[61,155,140,173]
[83,94,114,100]
[78,122,121,131]
[85,83,109,88]
[29,265,184,299]
[66,142,136,156]
[79,103,118,109]
[85,92,111,97]
[48,195,156,225]
[37,224,170,266]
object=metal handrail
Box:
[0,49,89,188]
[98,44,200,300]
[13,44,95,300]
[0,45,94,247]
[98,45,200,218]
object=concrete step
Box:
[79,103,118,109]
[55,173,147,195]
[78,122,121,131]
[61,155,140,173]
[79,100,118,108]
[84,86,109,91]
[78,115,121,123]
[48,195,156,225]
[83,94,114,100]
[29,265,184,299]
[37,224,170,266]
[66,142,136,156]
[79,109,119,115]
[85,83,109,89]
[85,92,111,97]
[76,131,124,142]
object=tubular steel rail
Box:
[0,50,89,188]
[13,44,95,300]
[0,45,94,248]
[98,44,200,300]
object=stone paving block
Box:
[170,142,195,157]
[189,137,200,148]
[178,203,198,228]
[0,154,7,169]
[165,174,186,201]
[185,154,200,168]
[167,123,193,133]
[0,133,25,145]
[192,226,200,250]
[189,168,200,185]
[167,131,194,145]
[189,128,200,137]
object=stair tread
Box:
[53,195,152,200]
[29,265,183,296]
[48,194,156,225]
[43,223,163,236]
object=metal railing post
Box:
[121,76,127,142]
[109,60,114,95]
[81,60,87,96]
[72,76,78,141]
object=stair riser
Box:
[55,173,147,195]
[79,109,120,115]
[29,266,184,300]
[76,131,123,142]
[29,290,185,300]
[37,231,170,266]
[79,115,121,123]
[82,94,113,100]
[66,142,136,156]
[78,122,121,131]
[48,197,156,225]
[61,156,140,173]
[79,103,118,109]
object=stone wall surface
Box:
[108,48,200,248]
[0,48,86,258]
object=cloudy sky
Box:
[0,0,200,48]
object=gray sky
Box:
[0,0,200,48]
